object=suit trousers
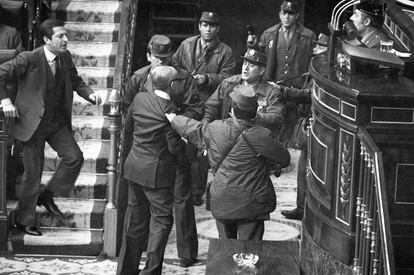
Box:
[17,124,84,226]
[117,182,174,275]
[296,148,307,210]
[191,153,209,198]
[175,159,198,259]
[215,219,265,241]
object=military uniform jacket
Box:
[203,74,285,135]
[258,23,315,84]
[0,46,94,142]
[172,35,235,101]
[171,115,291,219]
[123,91,184,188]
[122,64,203,120]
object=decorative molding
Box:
[336,129,355,225]
[319,87,340,114]
[341,101,356,121]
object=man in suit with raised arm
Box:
[0,19,101,236]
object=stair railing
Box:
[103,0,138,258]
[353,128,396,275]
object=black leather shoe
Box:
[192,195,203,206]
[15,223,42,236]
[281,208,304,220]
[41,198,64,217]
[180,257,197,267]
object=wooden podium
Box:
[302,52,414,274]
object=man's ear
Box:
[216,25,220,33]
[363,17,372,27]
[43,36,50,45]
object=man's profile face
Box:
[350,9,369,34]
[199,21,219,42]
[44,26,68,54]
[147,53,171,69]
[279,10,299,29]
[241,60,264,84]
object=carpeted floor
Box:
[0,149,302,275]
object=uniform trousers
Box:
[215,219,265,240]
[296,148,307,210]
[17,123,83,226]
[174,159,198,259]
[117,182,174,275]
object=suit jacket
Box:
[123,91,183,188]
[258,23,315,84]
[172,35,235,101]
[0,46,94,142]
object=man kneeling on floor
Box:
[166,85,290,240]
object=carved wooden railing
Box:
[353,128,396,275]
[103,0,137,257]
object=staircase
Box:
[8,0,123,256]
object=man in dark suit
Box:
[117,65,183,275]
[122,35,202,268]
[0,19,101,236]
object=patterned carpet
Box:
[1,149,302,275]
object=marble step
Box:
[72,115,109,140]
[78,67,115,89]
[35,199,106,229]
[10,228,103,256]
[73,89,111,116]
[53,0,122,24]
[44,140,109,174]
[41,172,107,200]
[65,22,119,43]
[69,42,118,67]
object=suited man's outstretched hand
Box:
[165,113,176,122]
[89,93,102,105]
[1,98,19,117]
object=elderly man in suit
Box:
[121,35,202,268]
[0,19,101,236]
[117,65,183,275]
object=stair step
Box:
[44,140,109,173]
[65,22,119,43]
[36,199,105,229]
[69,42,118,67]
[42,172,107,200]
[53,1,122,24]
[73,89,111,116]
[73,115,109,140]
[11,228,103,256]
[78,67,115,89]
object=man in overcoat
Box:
[0,19,100,236]
[117,66,183,275]
[248,1,315,146]
[121,35,202,267]
[172,11,235,207]
[166,85,290,240]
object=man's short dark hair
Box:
[39,19,64,41]
[231,101,256,120]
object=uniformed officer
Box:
[203,49,285,139]
[172,11,235,207]
[349,1,386,48]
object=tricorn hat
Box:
[148,35,173,57]
[280,1,299,13]
[229,85,258,113]
[355,1,384,24]
[200,11,219,24]
[241,49,267,66]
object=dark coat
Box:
[258,23,315,84]
[123,91,184,188]
[0,46,94,142]
[172,35,235,101]
[203,74,285,136]
[122,64,203,120]
[171,115,290,220]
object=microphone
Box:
[342,21,360,40]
